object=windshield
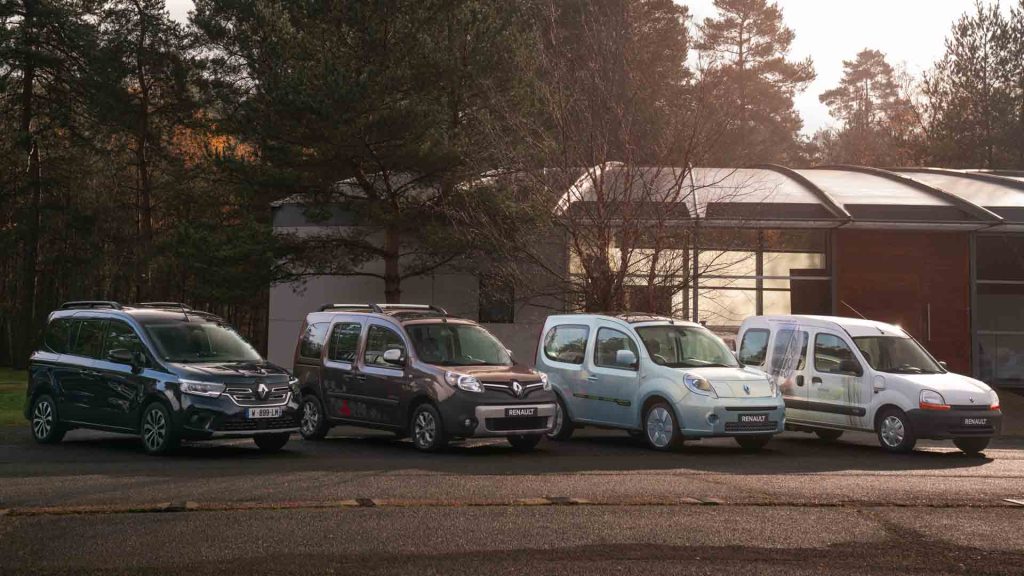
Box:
[406,323,512,367]
[853,336,943,374]
[143,321,263,363]
[636,325,739,368]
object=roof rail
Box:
[135,302,193,311]
[60,301,122,310]
[318,303,449,315]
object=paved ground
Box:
[1,424,1023,575]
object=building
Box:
[269,164,1024,390]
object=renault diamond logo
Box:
[970,397,975,403]
[511,381,524,398]
[743,384,751,395]
[257,382,269,400]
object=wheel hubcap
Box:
[646,406,674,448]
[143,408,167,451]
[414,411,436,448]
[301,401,319,435]
[32,400,53,439]
[880,415,905,447]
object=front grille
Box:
[217,415,298,432]
[485,416,549,432]
[950,405,994,411]
[725,420,778,433]
[481,381,546,399]
[224,385,291,407]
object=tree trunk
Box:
[15,0,41,369]
[383,226,401,303]
[134,1,153,300]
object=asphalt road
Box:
[2,425,1023,575]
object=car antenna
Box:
[840,300,869,320]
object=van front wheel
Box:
[876,408,916,453]
[643,402,683,451]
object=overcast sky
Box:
[165,0,1005,135]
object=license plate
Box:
[962,417,989,426]
[505,407,538,418]
[248,407,283,419]
[739,413,768,423]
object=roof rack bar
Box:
[60,301,122,310]
[319,303,447,315]
[136,302,193,311]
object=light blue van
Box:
[534,314,785,451]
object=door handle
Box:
[586,375,599,381]
[82,370,101,377]
[811,377,823,384]
[796,375,804,387]
[353,374,366,381]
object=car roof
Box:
[50,302,224,324]
[305,305,478,327]
[746,315,909,338]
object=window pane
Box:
[697,288,756,326]
[594,328,639,370]
[978,333,1024,386]
[814,333,860,375]
[479,273,515,324]
[44,318,72,354]
[328,323,361,363]
[364,325,406,368]
[69,319,106,358]
[100,321,147,364]
[738,329,769,365]
[299,322,330,359]
[977,284,1024,332]
[762,252,827,278]
[543,325,589,365]
[976,236,1024,281]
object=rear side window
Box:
[69,319,106,358]
[44,318,73,353]
[328,323,361,363]
[738,329,769,365]
[299,322,330,360]
[543,325,589,365]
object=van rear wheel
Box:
[815,429,844,442]
[30,395,66,444]
[953,437,989,455]
[643,402,683,451]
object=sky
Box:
[165,0,1007,135]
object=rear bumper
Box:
[678,398,786,438]
[906,408,1002,440]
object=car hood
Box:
[680,366,774,398]
[440,364,542,383]
[891,372,997,406]
[168,361,291,384]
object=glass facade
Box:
[975,235,1024,387]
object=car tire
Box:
[814,429,844,442]
[30,394,66,444]
[411,404,448,452]
[140,402,180,456]
[254,433,291,452]
[735,434,771,452]
[643,401,684,451]
[953,437,990,455]
[507,434,543,452]
[545,395,575,441]
[299,394,329,440]
[876,408,916,453]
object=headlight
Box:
[919,389,949,410]
[991,391,1000,411]
[445,371,483,393]
[539,372,551,391]
[683,373,718,398]
[179,379,225,398]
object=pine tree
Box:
[696,0,814,164]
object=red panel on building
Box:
[835,230,971,373]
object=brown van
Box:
[291,304,556,452]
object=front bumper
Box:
[178,393,301,439]
[906,408,1002,440]
[678,396,786,438]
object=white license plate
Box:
[247,407,283,419]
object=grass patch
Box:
[0,368,27,426]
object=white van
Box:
[737,315,1002,454]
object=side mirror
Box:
[108,349,134,365]
[382,348,405,366]
[839,359,862,376]
[615,349,638,368]
[939,361,948,370]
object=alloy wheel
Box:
[143,407,167,452]
[646,406,673,448]
[880,415,905,448]
[301,400,320,437]
[32,400,53,440]
[414,411,436,449]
